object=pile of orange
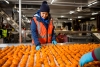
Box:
[0,43,100,67]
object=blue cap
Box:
[40,1,50,12]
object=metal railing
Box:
[0,8,31,42]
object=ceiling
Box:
[0,0,100,22]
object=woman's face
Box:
[40,12,49,19]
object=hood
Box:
[33,10,51,24]
[33,10,41,18]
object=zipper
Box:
[40,18,49,43]
[40,22,48,43]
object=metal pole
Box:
[19,0,21,43]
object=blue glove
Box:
[36,45,41,50]
[52,40,57,45]
[79,52,94,67]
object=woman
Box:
[79,47,100,67]
[31,1,57,50]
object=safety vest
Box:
[32,17,54,44]
[2,29,7,38]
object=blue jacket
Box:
[31,10,56,46]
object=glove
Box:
[79,52,94,67]
[36,45,41,50]
[52,40,57,45]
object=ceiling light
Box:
[7,17,10,21]
[92,12,98,15]
[68,19,72,20]
[69,11,75,14]
[92,1,97,4]
[88,0,98,7]
[78,16,82,18]
[51,0,55,4]
[77,7,82,12]
[4,0,9,4]
[88,4,92,6]
[61,16,64,18]
[90,18,95,20]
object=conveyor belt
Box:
[0,44,100,67]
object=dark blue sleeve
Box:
[31,19,40,46]
[52,27,56,41]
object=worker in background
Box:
[31,1,57,50]
[2,26,8,43]
[79,47,100,67]
[56,33,65,43]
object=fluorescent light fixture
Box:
[69,11,75,14]
[92,1,97,4]
[77,7,80,11]
[61,16,64,18]
[51,0,55,4]
[90,18,95,20]
[88,4,92,6]
[77,7,82,12]
[77,9,81,12]
[88,1,98,6]
[4,0,9,4]
[68,18,72,20]
[78,16,82,18]
[92,12,98,15]
[7,17,10,21]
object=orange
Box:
[6,60,12,65]
[60,64,65,67]
[71,64,78,67]
[2,64,9,67]
[12,59,19,65]
[35,63,41,67]
[20,64,26,67]
[72,60,78,64]
[27,64,33,67]
[44,64,50,67]
[10,64,17,67]
[50,62,56,66]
